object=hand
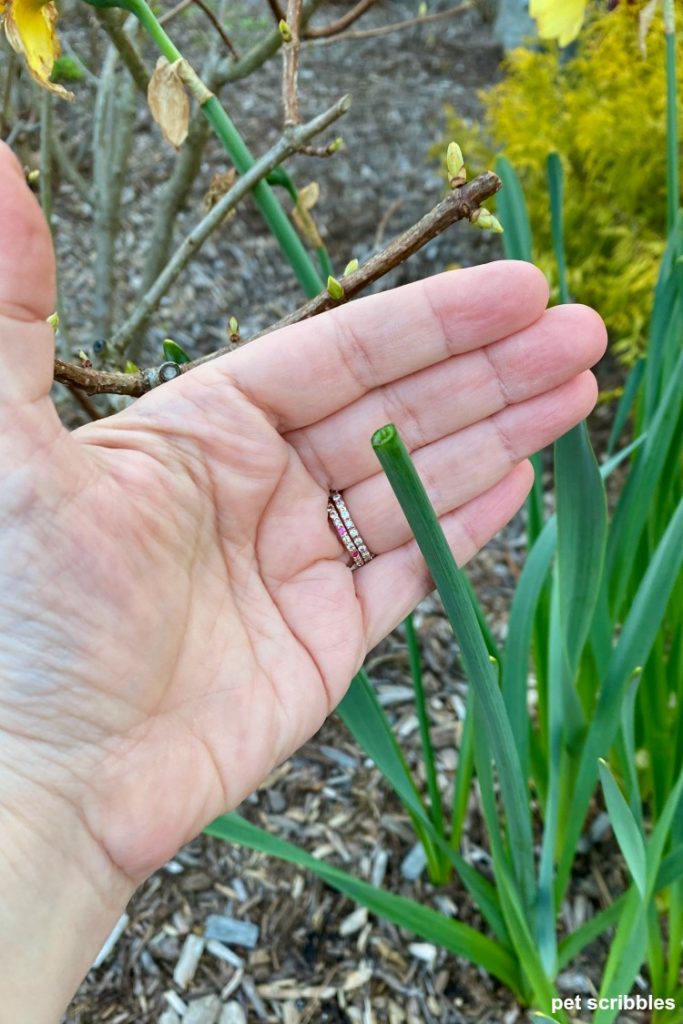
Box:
[0,141,605,1019]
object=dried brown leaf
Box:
[147,57,190,149]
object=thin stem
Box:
[191,0,239,59]
[282,0,303,126]
[95,8,150,91]
[305,0,476,46]
[52,134,91,204]
[304,0,377,39]
[1,51,17,136]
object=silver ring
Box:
[327,490,374,570]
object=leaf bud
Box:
[446,141,466,188]
[327,275,345,300]
[470,207,504,234]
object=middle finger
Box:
[286,303,606,492]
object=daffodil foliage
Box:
[0,0,72,98]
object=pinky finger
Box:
[355,460,535,651]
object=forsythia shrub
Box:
[439,1,683,364]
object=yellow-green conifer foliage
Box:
[440,2,682,363]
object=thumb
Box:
[0,141,58,409]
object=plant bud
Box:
[162,338,190,364]
[470,208,504,234]
[278,18,292,41]
[446,141,466,188]
[46,312,59,330]
[327,275,345,300]
[328,137,344,153]
[343,258,359,276]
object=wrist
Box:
[0,764,135,1023]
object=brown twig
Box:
[191,0,240,59]
[282,0,303,126]
[264,0,284,24]
[303,0,377,39]
[191,170,502,364]
[52,172,501,397]
[159,0,192,25]
[65,385,104,421]
[305,0,476,45]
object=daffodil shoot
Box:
[0,0,72,98]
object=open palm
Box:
[0,142,606,888]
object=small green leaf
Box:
[124,360,140,374]
[162,339,190,364]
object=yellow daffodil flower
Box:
[0,0,72,98]
[529,0,587,47]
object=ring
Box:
[327,490,374,571]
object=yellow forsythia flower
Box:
[0,0,72,98]
[529,0,587,46]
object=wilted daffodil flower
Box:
[529,0,587,47]
[0,0,72,98]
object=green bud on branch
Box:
[469,207,504,234]
[343,258,359,276]
[162,338,191,364]
[279,18,292,42]
[327,275,345,300]
[446,141,466,189]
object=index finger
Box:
[199,260,549,432]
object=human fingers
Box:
[0,141,58,409]
[324,372,597,560]
[355,461,534,651]
[286,303,606,490]
[196,261,549,431]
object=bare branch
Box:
[158,0,192,23]
[53,171,502,396]
[304,0,377,39]
[282,0,303,127]
[190,0,240,59]
[52,133,91,204]
[305,0,476,46]
[190,171,503,365]
[95,9,150,92]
